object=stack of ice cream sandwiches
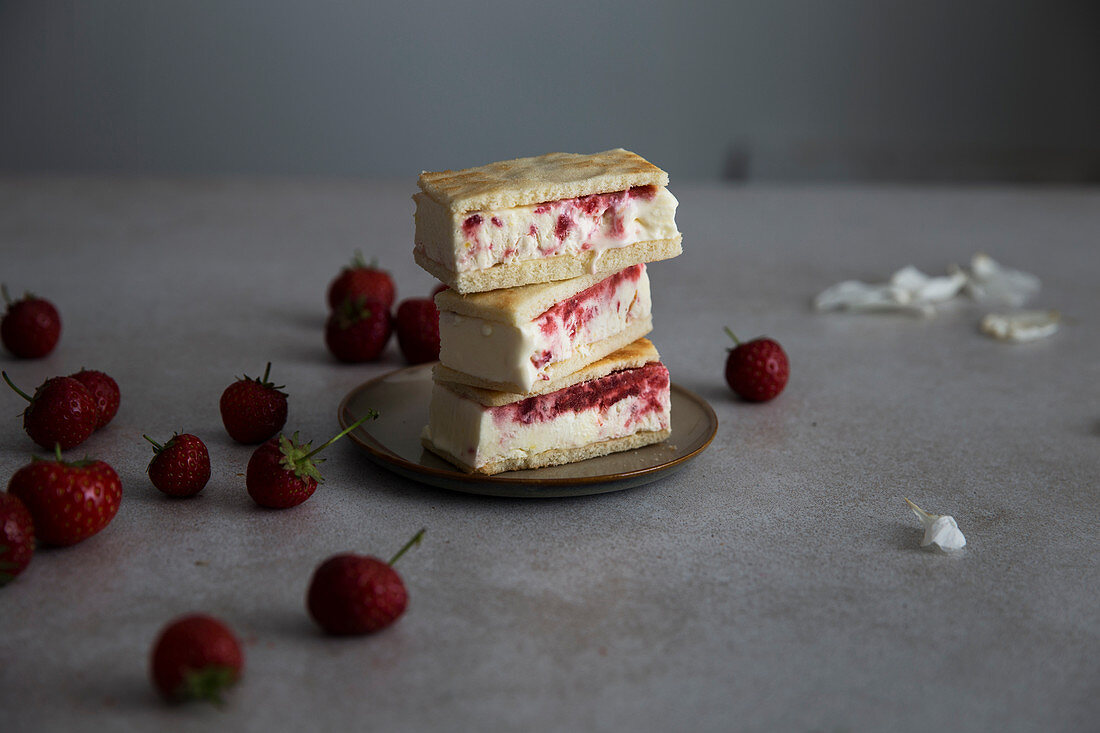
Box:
[412,149,681,475]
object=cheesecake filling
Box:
[426,363,671,470]
[438,265,651,392]
[415,185,679,273]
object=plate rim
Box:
[337,362,718,487]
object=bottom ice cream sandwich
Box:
[422,338,671,475]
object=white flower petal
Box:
[979,310,1060,342]
[890,265,934,294]
[924,515,967,551]
[966,253,1041,307]
[904,498,967,552]
[813,280,932,316]
[912,270,968,303]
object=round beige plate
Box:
[337,363,718,498]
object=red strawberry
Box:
[150,614,243,704]
[724,328,790,402]
[7,446,122,546]
[145,433,211,497]
[327,252,396,311]
[3,371,98,450]
[307,529,424,635]
[70,368,120,430]
[395,297,440,364]
[1,492,35,584]
[324,298,392,363]
[245,411,377,509]
[1,285,61,359]
[219,363,288,444]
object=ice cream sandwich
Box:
[414,149,681,294]
[422,338,670,475]
[434,263,652,394]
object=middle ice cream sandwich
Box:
[434,264,652,394]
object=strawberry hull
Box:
[245,439,319,509]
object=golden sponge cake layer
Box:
[423,427,671,476]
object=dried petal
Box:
[979,310,1060,343]
[896,267,968,303]
[904,498,967,552]
[813,279,933,316]
[966,253,1040,307]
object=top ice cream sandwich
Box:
[413,149,681,293]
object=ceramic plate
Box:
[337,363,717,498]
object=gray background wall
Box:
[2,0,1097,181]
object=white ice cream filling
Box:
[424,380,670,469]
[416,187,678,273]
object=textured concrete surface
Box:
[1,178,1097,732]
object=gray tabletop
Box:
[2,178,1097,732]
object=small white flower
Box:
[904,498,967,552]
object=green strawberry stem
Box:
[1,547,18,585]
[1,371,33,402]
[33,443,94,467]
[243,362,284,392]
[179,665,237,706]
[335,297,376,327]
[388,528,426,566]
[277,411,381,482]
[143,435,164,452]
[1,284,10,306]
[350,250,378,270]
[302,410,379,461]
[724,326,741,346]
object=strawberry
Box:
[327,252,396,311]
[724,327,790,402]
[150,614,243,704]
[395,297,440,364]
[1,285,61,359]
[3,371,98,450]
[307,529,424,635]
[145,433,211,497]
[1,492,35,585]
[219,363,288,444]
[324,298,392,363]
[70,368,120,430]
[245,411,377,509]
[7,445,122,546]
